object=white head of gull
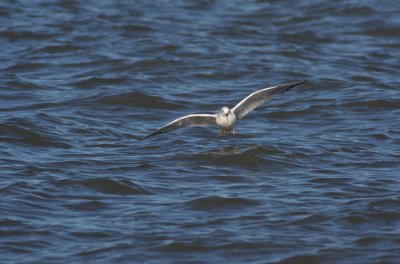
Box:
[140,80,307,139]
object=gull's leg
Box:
[232,128,236,135]
[217,129,228,137]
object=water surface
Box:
[1,0,400,263]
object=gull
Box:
[141,80,307,139]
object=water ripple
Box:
[1,0,400,263]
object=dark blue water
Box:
[1,1,400,263]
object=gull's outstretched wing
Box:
[232,80,307,119]
[141,114,217,139]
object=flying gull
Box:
[141,80,307,139]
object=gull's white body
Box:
[215,106,237,135]
[141,80,307,139]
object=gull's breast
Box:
[216,112,236,129]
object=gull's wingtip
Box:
[137,133,152,140]
[292,80,307,85]
[138,135,151,140]
[280,79,308,94]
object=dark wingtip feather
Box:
[139,128,173,140]
[139,132,157,140]
[139,131,157,140]
[280,80,308,94]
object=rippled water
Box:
[1,0,400,263]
